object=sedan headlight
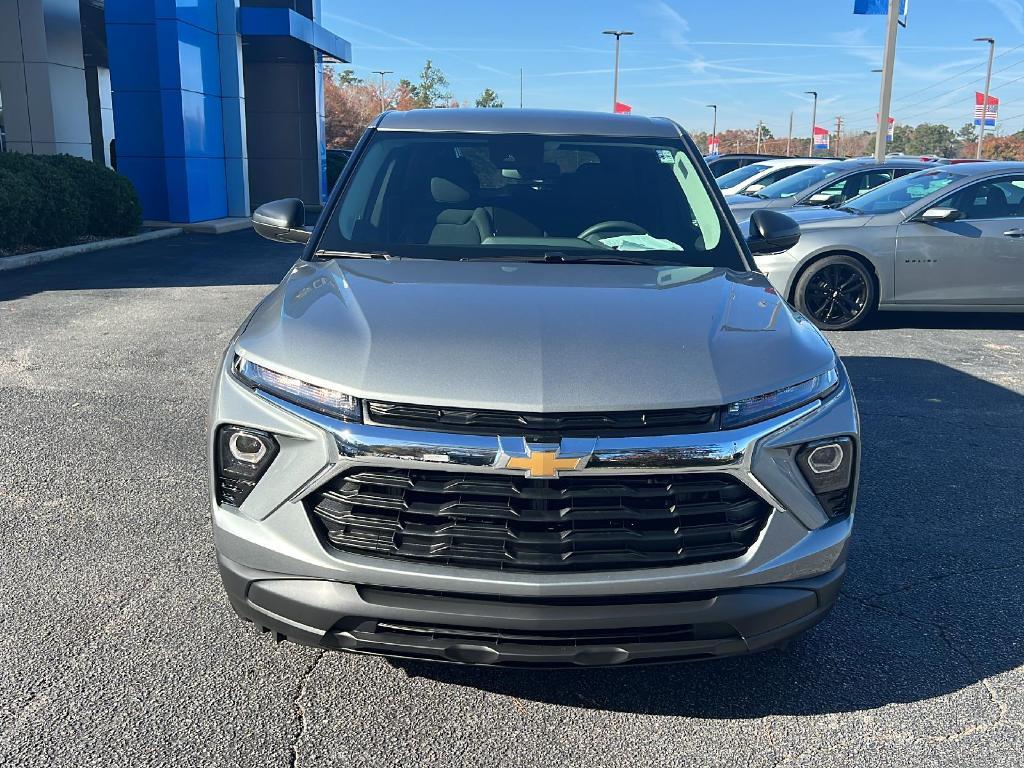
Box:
[722,367,838,428]
[233,354,362,422]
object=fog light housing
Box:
[215,425,279,507]
[796,436,855,519]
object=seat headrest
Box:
[431,176,472,204]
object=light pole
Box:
[603,30,633,112]
[873,0,900,162]
[805,91,818,157]
[975,37,996,159]
[372,70,393,113]
[706,104,717,153]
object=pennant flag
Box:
[813,125,830,150]
[707,136,720,156]
[973,91,998,127]
[614,101,632,114]
[853,0,907,14]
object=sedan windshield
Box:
[317,132,745,269]
[715,163,772,189]
[839,168,963,215]
[756,163,845,199]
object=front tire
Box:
[794,254,876,331]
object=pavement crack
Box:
[843,593,1010,741]
[847,562,1024,603]
[288,650,324,768]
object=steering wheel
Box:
[578,220,647,244]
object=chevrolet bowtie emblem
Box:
[506,449,583,479]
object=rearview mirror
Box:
[251,198,309,244]
[919,206,964,223]
[808,192,840,205]
[747,209,801,255]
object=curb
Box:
[0,228,185,273]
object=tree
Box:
[409,59,452,108]
[335,68,362,86]
[904,123,958,157]
[475,88,503,108]
[957,122,978,145]
[887,123,914,154]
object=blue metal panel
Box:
[110,90,166,156]
[106,23,160,91]
[178,90,225,158]
[239,7,351,62]
[155,0,219,33]
[117,157,169,220]
[165,156,228,221]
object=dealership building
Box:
[0,0,351,224]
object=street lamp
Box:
[805,91,818,157]
[603,30,633,112]
[975,37,996,159]
[372,69,393,113]
[706,104,717,153]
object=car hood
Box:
[727,195,790,211]
[237,258,835,413]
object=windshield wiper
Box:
[316,249,394,259]
[837,205,862,215]
[461,251,660,265]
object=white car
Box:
[716,157,838,196]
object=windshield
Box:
[840,168,963,214]
[715,163,772,189]
[757,163,846,199]
[317,131,745,269]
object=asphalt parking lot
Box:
[1,229,1022,767]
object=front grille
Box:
[365,400,719,437]
[306,468,771,572]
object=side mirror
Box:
[918,206,964,223]
[745,183,766,194]
[251,198,309,244]
[747,209,801,255]
[807,192,840,206]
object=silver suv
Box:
[210,109,859,667]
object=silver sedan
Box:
[750,162,1024,329]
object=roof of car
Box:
[752,157,837,167]
[376,108,683,138]
[940,160,1024,175]
[824,158,936,172]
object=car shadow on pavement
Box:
[867,310,1024,331]
[390,356,1024,717]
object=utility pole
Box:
[786,111,793,156]
[874,0,900,162]
[602,30,633,112]
[706,104,717,153]
[834,115,844,157]
[372,70,393,113]
[805,91,818,157]
[975,37,996,159]
[520,68,524,108]
[755,120,763,153]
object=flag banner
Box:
[854,0,907,14]
[876,113,896,141]
[614,101,632,114]
[973,91,998,127]
[813,125,830,150]
[707,137,720,156]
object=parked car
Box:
[213,108,859,666]
[716,157,837,196]
[751,162,1024,330]
[727,158,934,215]
[704,152,785,177]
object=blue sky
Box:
[322,0,1024,137]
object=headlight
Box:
[233,354,362,422]
[722,366,838,428]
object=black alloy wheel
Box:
[794,254,877,331]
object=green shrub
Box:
[0,152,142,252]
[44,154,142,237]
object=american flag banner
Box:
[813,125,830,150]
[974,92,998,127]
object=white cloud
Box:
[985,0,1024,34]
[650,1,690,48]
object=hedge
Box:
[0,152,142,252]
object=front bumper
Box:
[220,553,845,666]
[210,352,859,663]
